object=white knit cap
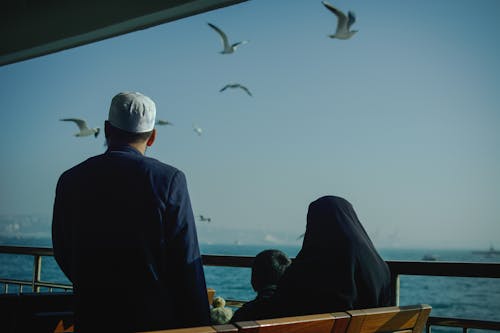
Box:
[108,92,156,133]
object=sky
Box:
[0,0,499,249]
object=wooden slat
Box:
[346,304,431,333]
[331,312,351,333]
[413,306,431,333]
[236,313,336,333]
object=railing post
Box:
[33,254,42,292]
[391,272,400,306]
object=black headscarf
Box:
[269,196,392,317]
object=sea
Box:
[1,237,499,331]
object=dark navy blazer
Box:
[52,145,210,332]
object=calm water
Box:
[1,237,499,328]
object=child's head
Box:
[251,249,291,292]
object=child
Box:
[231,249,291,321]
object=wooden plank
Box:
[413,306,431,333]
[346,304,431,333]
[236,313,336,333]
[331,312,351,333]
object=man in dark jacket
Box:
[52,92,210,332]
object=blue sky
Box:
[0,0,499,249]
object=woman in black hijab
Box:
[269,195,392,317]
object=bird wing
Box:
[231,40,248,50]
[322,1,348,32]
[347,11,356,29]
[208,23,230,50]
[157,120,172,125]
[219,85,229,92]
[238,85,253,96]
[60,118,89,131]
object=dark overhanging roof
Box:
[0,0,247,67]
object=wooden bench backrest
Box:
[139,304,431,333]
[345,304,431,333]
[235,312,350,333]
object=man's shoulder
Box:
[59,154,101,179]
[139,155,181,177]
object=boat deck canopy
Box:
[0,0,247,67]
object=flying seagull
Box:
[198,215,212,223]
[322,1,358,40]
[193,124,203,136]
[220,83,253,97]
[208,22,248,54]
[60,118,100,138]
[156,119,173,126]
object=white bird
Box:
[156,119,173,126]
[60,118,100,138]
[322,1,358,40]
[220,83,253,97]
[193,124,203,136]
[208,22,248,54]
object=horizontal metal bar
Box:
[0,245,54,256]
[428,316,500,331]
[0,278,32,286]
[0,278,72,290]
[201,255,500,278]
[387,260,500,278]
[202,254,254,268]
[2,246,500,278]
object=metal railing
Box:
[0,245,72,293]
[1,245,500,332]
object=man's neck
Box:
[107,141,147,155]
[127,142,147,155]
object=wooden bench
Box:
[141,304,431,333]
[345,304,431,333]
[235,312,350,333]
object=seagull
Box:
[220,83,253,97]
[322,1,358,40]
[199,215,212,223]
[193,124,203,136]
[60,118,100,138]
[156,119,173,126]
[208,22,248,54]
